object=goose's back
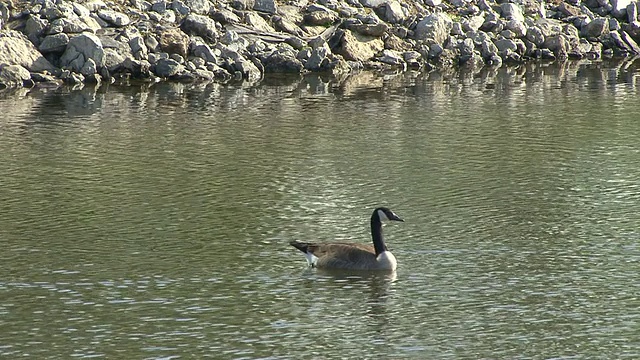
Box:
[310,243,388,270]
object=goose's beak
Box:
[391,214,404,222]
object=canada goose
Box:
[289,207,404,271]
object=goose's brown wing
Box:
[309,243,377,269]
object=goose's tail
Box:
[289,240,317,267]
[289,240,310,253]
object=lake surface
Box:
[1,61,639,359]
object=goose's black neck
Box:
[370,212,387,256]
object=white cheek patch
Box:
[377,209,389,221]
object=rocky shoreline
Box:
[1,0,640,89]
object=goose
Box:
[289,207,404,271]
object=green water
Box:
[1,63,639,358]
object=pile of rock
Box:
[1,0,640,89]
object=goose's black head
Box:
[373,207,404,222]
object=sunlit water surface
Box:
[1,63,639,358]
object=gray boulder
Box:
[414,13,453,45]
[25,15,48,44]
[500,3,525,23]
[611,0,633,18]
[583,17,609,38]
[49,17,93,34]
[526,26,545,46]
[97,9,131,26]
[39,33,70,54]
[383,1,406,24]
[254,0,277,14]
[60,33,105,72]
[182,14,219,41]
[305,46,330,70]
[263,47,304,72]
[349,22,389,37]
[80,58,98,76]
[0,30,57,72]
[154,58,184,77]
[185,0,212,14]
[0,64,33,89]
[378,49,405,66]
[245,12,275,32]
[480,38,499,59]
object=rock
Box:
[193,42,218,62]
[480,38,499,59]
[558,2,582,17]
[611,0,633,18]
[0,2,8,30]
[458,38,475,56]
[304,7,340,26]
[234,57,262,81]
[403,50,422,68]
[627,1,638,23]
[254,0,277,14]
[526,26,545,46]
[129,36,148,59]
[305,46,330,70]
[285,36,306,49]
[220,30,249,51]
[245,12,275,32]
[39,33,70,54]
[583,17,609,38]
[158,27,190,57]
[80,58,98,76]
[505,19,527,38]
[25,15,48,44]
[378,49,405,66]
[60,70,85,85]
[84,0,108,12]
[185,0,211,14]
[494,38,518,54]
[384,34,412,51]
[171,0,191,15]
[360,0,388,8]
[414,13,453,45]
[620,29,640,53]
[0,64,33,89]
[146,34,160,52]
[120,57,152,78]
[104,48,126,72]
[462,15,485,32]
[543,35,568,58]
[182,13,219,41]
[500,3,525,23]
[50,17,93,34]
[0,30,56,73]
[263,48,304,72]
[333,29,384,62]
[97,9,131,26]
[349,22,389,37]
[273,16,305,37]
[154,58,184,77]
[31,72,62,83]
[427,43,444,59]
[382,1,406,24]
[152,1,167,14]
[211,8,241,23]
[232,0,255,11]
[60,33,105,72]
